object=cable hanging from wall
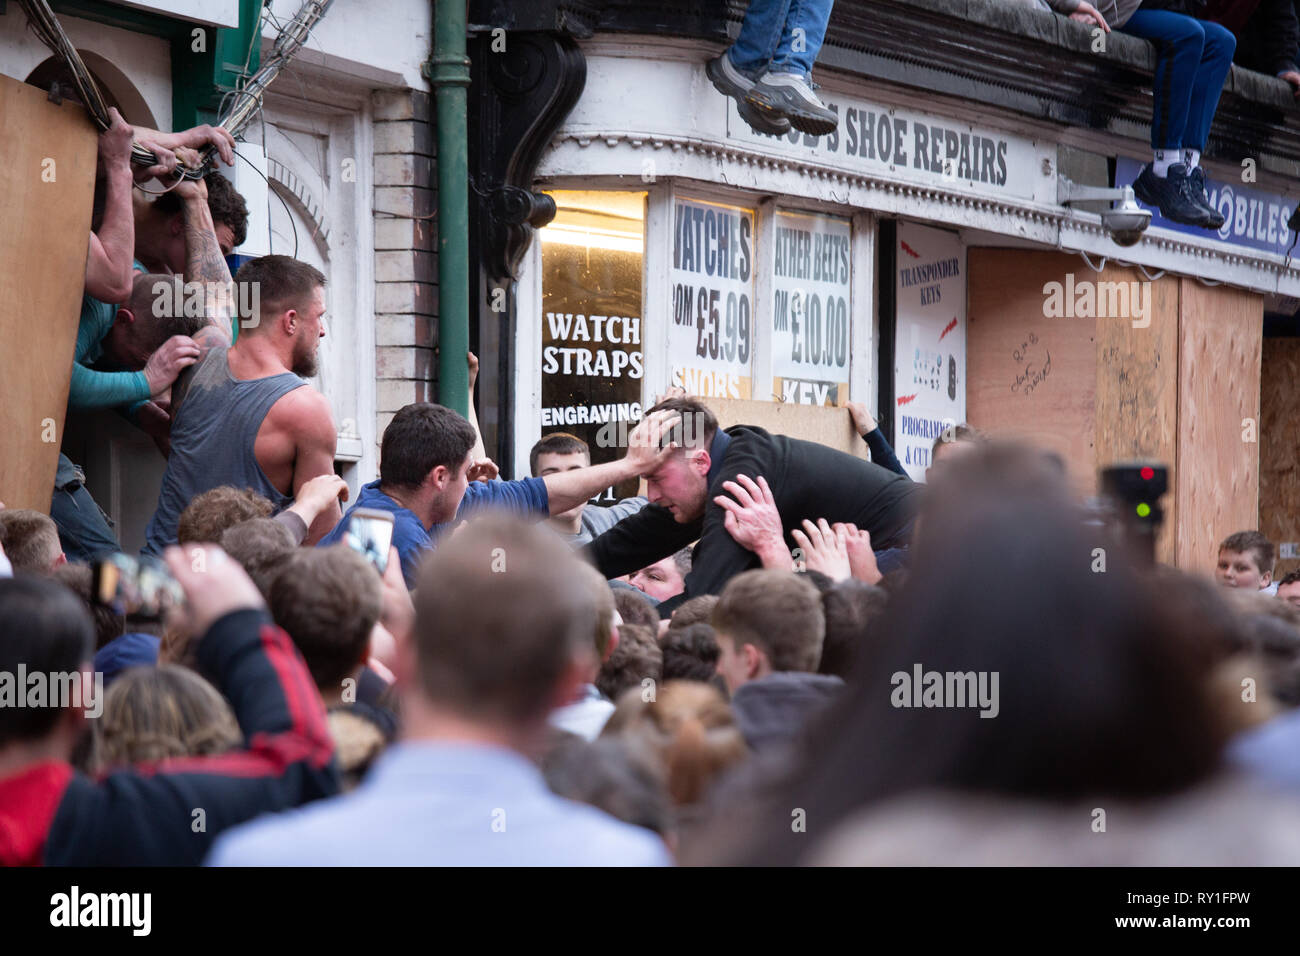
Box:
[17,0,335,181]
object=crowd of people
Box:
[5,374,1300,863]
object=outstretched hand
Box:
[714,474,791,569]
[791,518,852,582]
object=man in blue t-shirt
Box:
[322,403,680,588]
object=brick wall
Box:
[371,88,437,447]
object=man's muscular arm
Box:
[283,390,341,545]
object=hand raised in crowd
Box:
[287,473,349,527]
[715,473,792,570]
[467,458,499,483]
[1069,1,1109,30]
[468,351,480,391]
[837,522,883,584]
[163,544,265,640]
[144,335,201,396]
[792,518,852,582]
[625,408,683,474]
[846,401,876,436]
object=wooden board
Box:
[966,249,1099,499]
[0,74,98,512]
[701,397,868,459]
[1259,337,1300,579]
[1174,280,1262,573]
[1093,266,1179,565]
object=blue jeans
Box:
[728,0,836,79]
[1120,11,1236,151]
[50,452,121,562]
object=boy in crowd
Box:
[712,569,842,753]
[530,432,647,547]
[1217,531,1275,592]
[1276,570,1300,609]
[0,510,67,575]
[551,563,622,741]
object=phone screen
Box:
[345,513,394,574]
[92,553,183,621]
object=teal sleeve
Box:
[68,294,152,410]
[68,364,151,410]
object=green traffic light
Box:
[1136,503,1151,518]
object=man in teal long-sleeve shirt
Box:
[53,276,204,560]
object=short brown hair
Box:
[614,587,659,633]
[233,255,325,331]
[412,515,597,725]
[645,396,717,449]
[220,518,297,599]
[270,546,382,690]
[530,432,589,476]
[713,570,825,673]
[669,594,718,631]
[177,487,275,545]
[0,509,61,573]
[597,623,662,702]
[1220,531,1275,575]
[573,562,617,659]
[601,680,748,806]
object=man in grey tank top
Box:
[143,213,341,554]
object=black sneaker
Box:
[1187,167,1227,230]
[746,71,838,136]
[1131,163,1215,228]
[706,54,792,136]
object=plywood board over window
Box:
[967,247,1261,570]
[1260,338,1300,580]
[1176,281,1262,574]
[0,75,98,511]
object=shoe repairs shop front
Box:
[467,2,1300,572]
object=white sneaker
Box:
[746,71,838,136]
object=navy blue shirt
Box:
[320,477,550,588]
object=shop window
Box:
[770,209,852,406]
[538,190,646,499]
[669,196,756,398]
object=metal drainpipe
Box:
[426,0,470,416]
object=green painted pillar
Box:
[426,0,471,416]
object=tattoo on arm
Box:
[182,200,235,341]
